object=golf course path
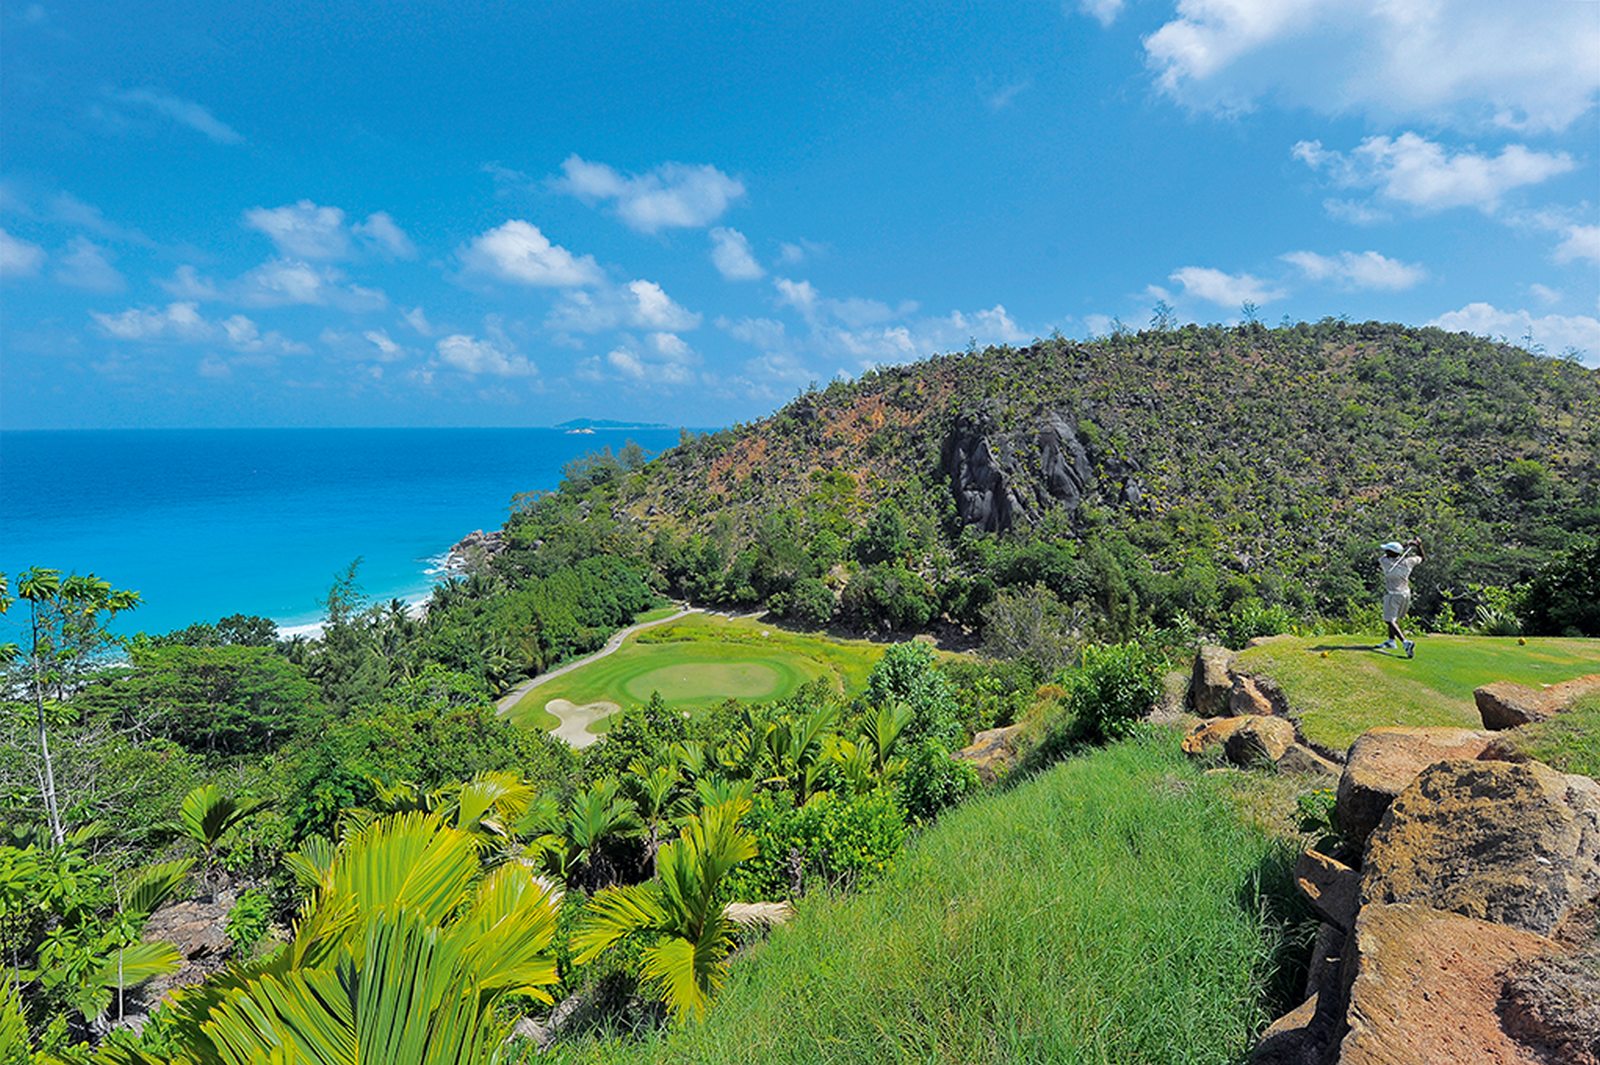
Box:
[494,605,700,746]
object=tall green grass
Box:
[547,734,1306,1064]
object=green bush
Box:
[1520,537,1600,636]
[225,888,272,958]
[1066,641,1163,743]
[727,790,909,898]
[773,577,836,627]
[1218,598,1296,650]
[895,740,978,823]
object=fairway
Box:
[504,613,888,737]
[1236,634,1600,751]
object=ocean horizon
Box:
[0,426,687,637]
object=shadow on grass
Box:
[1308,643,1382,653]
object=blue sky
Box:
[2,0,1597,429]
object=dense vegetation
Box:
[2,322,1594,1061]
[515,321,1598,641]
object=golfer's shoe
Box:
[1376,639,1397,650]
[1403,640,1416,659]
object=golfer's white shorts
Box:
[1382,592,1411,623]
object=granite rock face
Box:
[1361,758,1600,936]
[953,723,1025,784]
[1335,727,1492,852]
[1337,903,1561,1065]
[942,405,1094,532]
[1191,644,1235,718]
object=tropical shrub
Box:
[1520,537,1600,636]
[223,889,272,959]
[1065,641,1164,743]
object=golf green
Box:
[503,614,889,733]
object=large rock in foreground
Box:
[1336,727,1491,852]
[1338,903,1560,1065]
[1362,758,1600,936]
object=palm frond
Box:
[123,857,195,918]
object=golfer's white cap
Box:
[1380,541,1404,553]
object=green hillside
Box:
[498,321,1600,641]
[1235,634,1600,750]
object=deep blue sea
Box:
[0,428,684,636]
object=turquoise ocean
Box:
[0,428,684,637]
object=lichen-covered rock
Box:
[1181,715,1296,766]
[1336,727,1491,853]
[1338,903,1560,1065]
[1361,758,1600,936]
[953,723,1024,784]
[141,889,236,1002]
[1296,849,1359,931]
[1476,674,1600,730]
[1191,644,1234,717]
[1223,714,1297,765]
[1499,949,1600,1065]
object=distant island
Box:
[555,417,670,431]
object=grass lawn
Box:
[1498,693,1600,778]
[1236,634,1600,752]
[548,734,1308,1065]
[506,614,888,732]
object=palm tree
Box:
[626,759,684,873]
[110,812,563,1065]
[171,784,272,895]
[572,799,790,1023]
[525,779,640,891]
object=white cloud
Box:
[236,258,386,310]
[777,240,825,266]
[1143,0,1600,132]
[159,265,222,300]
[553,155,745,233]
[362,329,404,361]
[603,341,696,386]
[1528,283,1562,307]
[114,88,244,144]
[354,211,416,259]
[435,333,537,377]
[92,301,307,354]
[1293,133,1574,214]
[980,78,1031,111]
[49,193,152,246]
[52,237,124,291]
[718,316,789,349]
[1169,266,1285,306]
[1554,224,1600,265]
[709,227,764,280]
[547,279,701,333]
[1280,249,1427,291]
[1075,1,1123,28]
[402,306,434,336]
[460,219,603,287]
[244,201,352,259]
[0,227,45,277]
[1429,301,1600,364]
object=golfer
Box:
[1377,538,1424,657]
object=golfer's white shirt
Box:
[1379,554,1419,596]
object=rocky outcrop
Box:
[1361,759,1600,936]
[953,723,1025,784]
[1191,644,1234,717]
[1277,743,1341,778]
[1337,903,1561,1065]
[1334,727,1492,852]
[1229,673,1287,717]
[445,528,506,572]
[941,405,1094,532]
[1475,673,1600,730]
[141,889,236,1002]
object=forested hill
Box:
[502,320,1600,637]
